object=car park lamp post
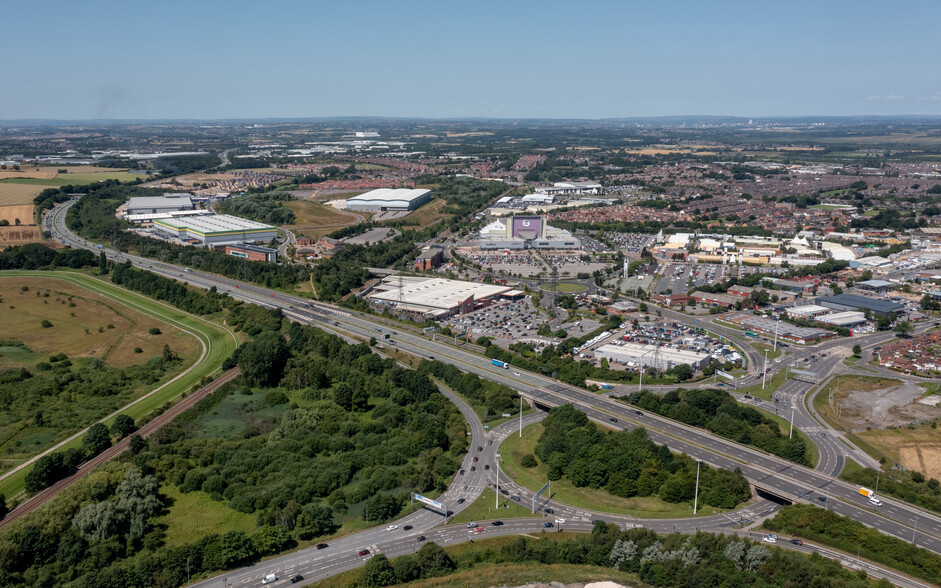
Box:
[693,459,702,514]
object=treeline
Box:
[421,359,519,419]
[33,179,131,214]
[357,525,886,588]
[765,504,941,584]
[110,262,226,315]
[533,405,751,508]
[312,232,427,300]
[67,186,310,288]
[624,388,811,465]
[841,464,941,514]
[215,192,296,225]
[0,243,97,270]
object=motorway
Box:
[43,200,941,584]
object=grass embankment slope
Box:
[500,423,730,518]
[0,271,239,499]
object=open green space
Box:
[448,487,543,524]
[732,366,789,401]
[0,171,149,186]
[499,422,732,518]
[539,282,588,293]
[0,270,239,499]
[750,342,782,361]
[158,484,258,549]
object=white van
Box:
[262,574,277,584]
[869,497,883,506]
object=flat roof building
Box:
[593,342,711,371]
[125,193,195,217]
[785,304,832,319]
[152,214,277,246]
[725,312,836,344]
[214,244,278,263]
[816,311,867,327]
[346,188,432,211]
[855,279,895,293]
[816,294,904,317]
[366,276,523,318]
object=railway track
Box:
[0,367,241,529]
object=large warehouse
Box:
[366,276,523,318]
[477,215,581,250]
[125,193,195,216]
[152,214,277,246]
[346,188,432,211]
[593,342,711,371]
[817,294,904,318]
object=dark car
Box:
[460,469,465,475]
[457,498,465,504]
[484,464,490,470]
[743,394,752,399]
[471,466,476,471]
[790,539,803,546]
[491,520,504,526]
[818,496,827,503]
[609,417,618,423]
[478,446,483,451]
[544,522,554,528]
[290,575,304,584]
[404,525,413,530]
[417,535,426,542]
[358,549,370,556]
[428,356,435,360]
[316,543,328,550]
[635,410,643,416]
[511,495,521,502]
[544,508,554,514]
[501,489,509,495]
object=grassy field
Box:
[0,170,148,187]
[499,423,729,518]
[391,198,454,230]
[285,199,361,240]
[855,423,941,480]
[158,484,258,548]
[0,276,201,369]
[538,282,588,293]
[0,271,240,499]
[750,342,782,361]
[449,487,544,524]
[733,367,789,401]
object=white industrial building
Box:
[785,305,832,319]
[124,193,195,217]
[816,311,867,327]
[593,342,711,371]
[535,181,603,196]
[152,214,277,246]
[345,188,432,211]
[366,276,524,318]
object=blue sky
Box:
[1,0,938,120]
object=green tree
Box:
[237,330,289,386]
[0,492,8,520]
[128,433,147,455]
[334,382,353,411]
[393,554,421,583]
[82,422,112,456]
[417,541,455,577]
[110,414,137,439]
[295,504,337,540]
[894,321,913,335]
[852,344,862,357]
[362,553,397,586]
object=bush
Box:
[149,327,162,335]
[40,319,52,328]
[521,454,538,468]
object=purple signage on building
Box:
[510,216,542,239]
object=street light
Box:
[789,405,796,440]
[494,454,501,509]
[773,317,779,352]
[762,349,769,389]
[693,459,702,514]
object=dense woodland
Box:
[214,192,296,225]
[625,388,811,466]
[355,523,889,588]
[532,405,751,508]
[0,321,465,587]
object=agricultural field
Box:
[285,199,362,239]
[855,424,941,480]
[393,198,454,230]
[0,183,45,205]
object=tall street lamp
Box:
[693,459,702,515]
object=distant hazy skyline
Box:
[2,0,939,120]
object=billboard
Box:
[413,494,443,510]
[715,369,735,381]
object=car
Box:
[635,411,643,416]
[484,464,490,470]
[790,539,803,546]
[473,457,478,462]
[474,526,485,533]
[762,536,776,544]
[316,543,328,550]
[457,498,465,504]
[470,466,476,471]
[555,518,566,524]
[478,446,483,451]
[744,394,752,399]
[358,549,370,556]
[544,508,554,514]
[501,489,509,495]
[491,520,504,526]
[511,495,520,501]
[544,522,554,528]
[404,525,413,530]
[514,372,521,376]
[467,522,477,528]
[818,496,828,503]
[460,469,465,475]
[869,497,883,506]
[428,356,434,360]
[417,535,426,542]
[290,575,304,584]
[488,440,493,446]
[609,417,618,423]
